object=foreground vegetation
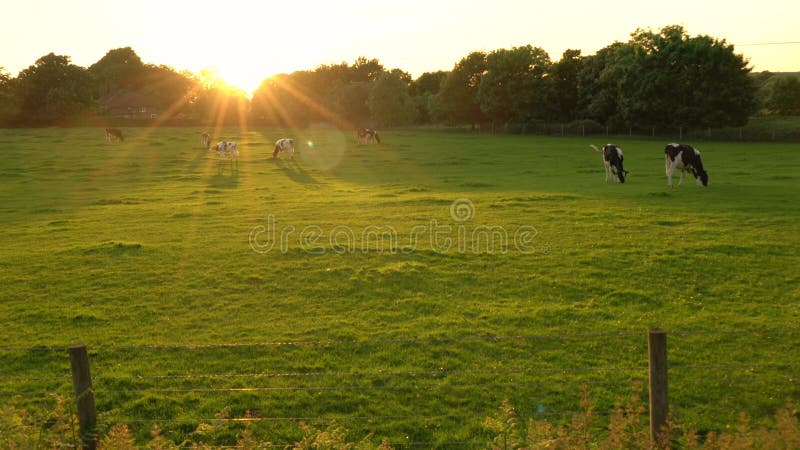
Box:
[0,127,798,447]
[3,387,798,448]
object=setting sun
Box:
[215,66,265,97]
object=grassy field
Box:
[0,126,798,446]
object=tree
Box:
[410,71,447,97]
[367,70,416,127]
[250,57,388,127]
[438,52,487,127]
[137,64,197,114]
[478,45,551,127]
[577,42,637,127]
[410,71,448,124]
[767,76,800,115]
[14,53,94,124]
[330,80,371,126]
[0,67,19,125]
[89,47,145,96]
[621,25,756,128]
[579,26,756,129]
[252,72,317,127]
[548,49,583,122]
[350,57,385,83]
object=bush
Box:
[1,389,797,448]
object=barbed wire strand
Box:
[86,365,648,382]
[86,360,798,382]
[94,378,644,395]
[108,409,618,425]
[0,332,656,353]
[0,375,72,382]
[1,328,796,353]
[670,363,796,370]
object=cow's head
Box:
[695,169,709,187]
[611,165,629,183]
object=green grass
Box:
[0,126,798,446]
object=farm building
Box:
[97,90,160,119]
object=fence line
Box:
[106,409,619,425]
[2,329,799,449]
[96,378,644,395]
[1,328,795,353]
[87,365,648,381]
[669,363,796,370]
[85,331,642,351]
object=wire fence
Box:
[463,118,800,142]
[1,328,798,448]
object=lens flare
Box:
[300,124,346,171]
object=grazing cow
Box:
[105,128,124,142]
[273,138,295,159]
[214,141,239,161]
[665,143,708,187]
[590,144,628,183]
[201,132,211,149]
[357,128,381,144]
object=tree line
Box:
[1,25,798,129]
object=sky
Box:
[2,0,799,94]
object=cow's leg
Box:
[678,170,684,186]
[666,164,675,188]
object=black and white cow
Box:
[105,128,124,142]
[664,143,708,187]
[201,132,211,150]
[590,144,628,183]
[357,128,381,144]
[273,138,295,159]
[214,141,239,160]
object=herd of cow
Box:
[104,127,381,163]
[104,128,706,188]
[591,142,709,188]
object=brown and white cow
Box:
[665,143,708,187]
[590,144,628,183]
[357,128,381,144]
[105,128,124,142]
[273,138,295,159]
[201,132,211,149]
[214,141,239,160]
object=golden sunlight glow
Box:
[216,67,265,98]
[2,0,799,86]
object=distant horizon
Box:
[3,0,800,94]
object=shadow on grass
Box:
[275,159,319,185]
[207,163,240,189]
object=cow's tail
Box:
[589,144,601,152]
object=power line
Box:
[737,41,800,47]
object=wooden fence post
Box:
[648,329,669,448]
[69,344,97,450]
